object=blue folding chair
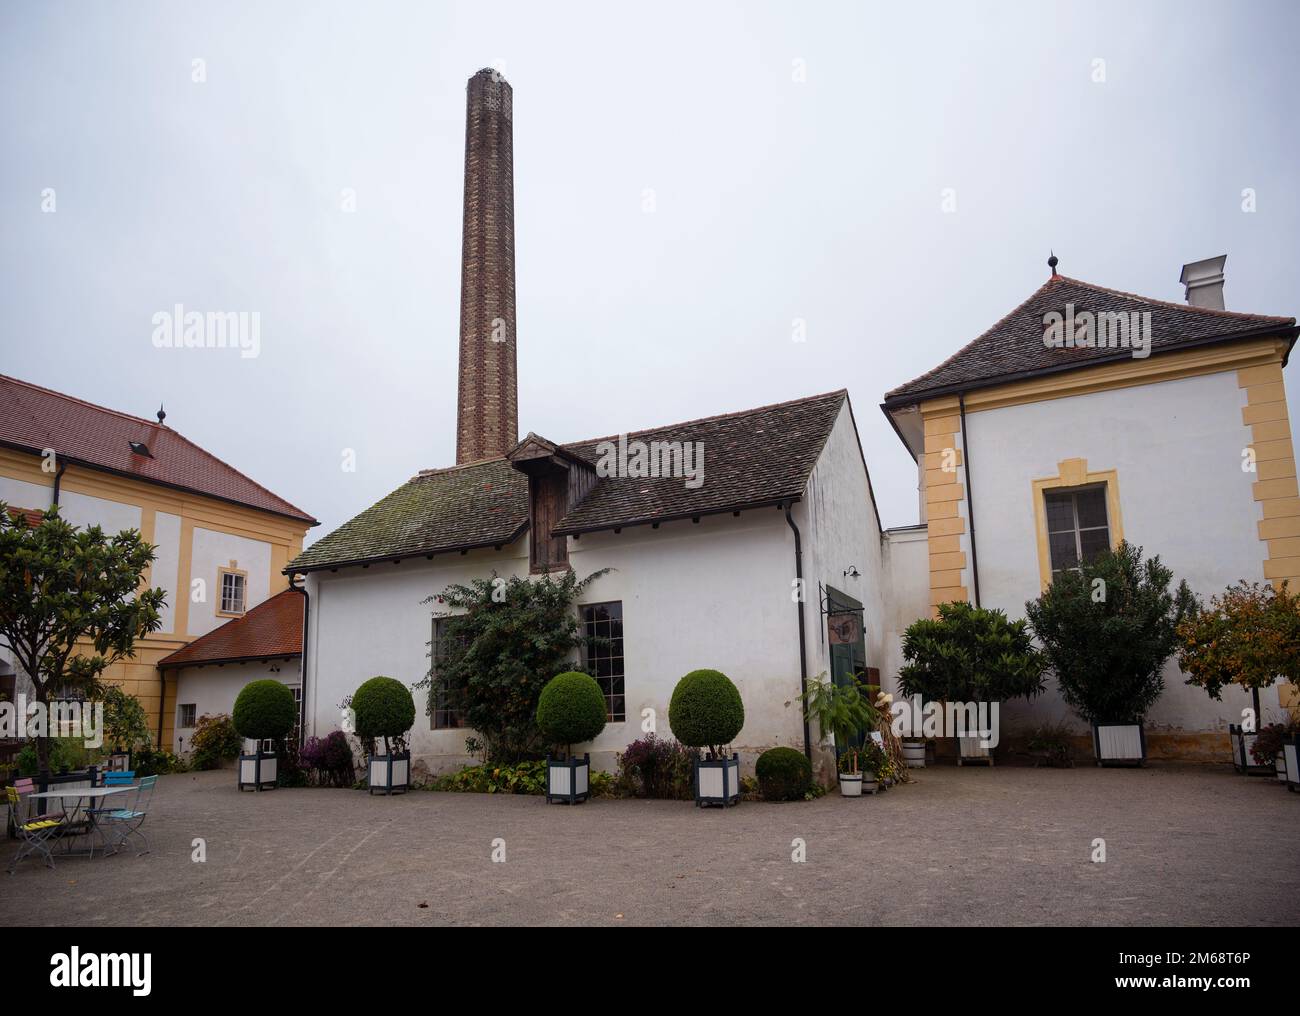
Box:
[98,776,156,856]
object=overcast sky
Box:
[2,0,1297,542]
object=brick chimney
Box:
[455,68,518,464]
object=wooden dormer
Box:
[506,434,598,573]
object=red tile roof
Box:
[158,589,303,668]
[6,507,44,528]
[0,374,317,525]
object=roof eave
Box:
[157,652,301,670]
[882,323,1300,413]
[284,523,529,575]
[552,496,801,538]
[0,442,319,527]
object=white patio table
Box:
[28,785,135,860]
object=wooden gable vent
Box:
[506,434,597,574]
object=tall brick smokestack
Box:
[455,67,518,464]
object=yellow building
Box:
[0,374,316,749]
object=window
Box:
[429,617,465,729]
[218,568,247,615]
[178,703,197,729]
[1044,485,1110,576]
[259,685,301,752]
[581,601,624,722]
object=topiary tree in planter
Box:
[352,676,416,795]
[535,671,608,805]
[1176,581,1300,773]
[755,746,811,802]
[669,669,745,807]
[1025,540,1194,765]
[899,601,1045,764]
[232,680,296,791]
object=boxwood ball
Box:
[352,676,416,740]
[536,671,608,748]
[668,669,744,750]
[232,679,297,742]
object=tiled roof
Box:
[883,275,1296,406]
[158,589,303,668]
[554,390,847,534]
[288,390,848,572]
[0,374,317,524]
[6,507,44,528]
[287,457,530,571]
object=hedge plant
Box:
[536,671,607,757]
[232,680,297,746]
[189,713,243,770]
[352,676,416,755]
[668,669,744,758]
[755,746,811,801]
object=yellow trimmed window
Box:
[217,566,247,616]
[1032,459,1124,589]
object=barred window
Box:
[581,601,624,722]
[1044,486,1110,576]
[178,703,197,729]
[430,617,465,729]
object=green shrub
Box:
[16,736,99,776]
[755,746,811,801]
[668,669,744,756]
[232,680,297,742]
[433,759,550,795]
[352,676,416,753]
[535,671,607,755]
[132,743,185,777]
[100,686,152,753]
[188,713,243,770]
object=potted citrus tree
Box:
[536,671,607,805]
[353,676,415,795]
[901,601,1045,764]
[1026,542,1193,766]
[799,671,880,796]
[1177,581,1300,775]
[668,669,745,808]
[232,680,297,791]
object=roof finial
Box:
[156,404,166,425]
[1048,251,1059,277]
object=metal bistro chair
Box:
[86,771,137,857]
[98,775,156,856]
[5,785,66,872]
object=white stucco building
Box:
[882,256,1300,756]
[293,392,893,775]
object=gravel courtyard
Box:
[4,763,1297,926]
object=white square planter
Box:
[1092,722,1145,766]
[1229,723,1271,775]
[1285,740,1299,794]
[546,754,590,805]
[368,752,410,795]
[238,752,277,791]
[694,754,740,808]
[957,737,993,766]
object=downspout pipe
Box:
[784,502,812,761]
[51,455,67,508]
[290,573,310,741]
[157,666,167,748]
[958,393,981,607]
